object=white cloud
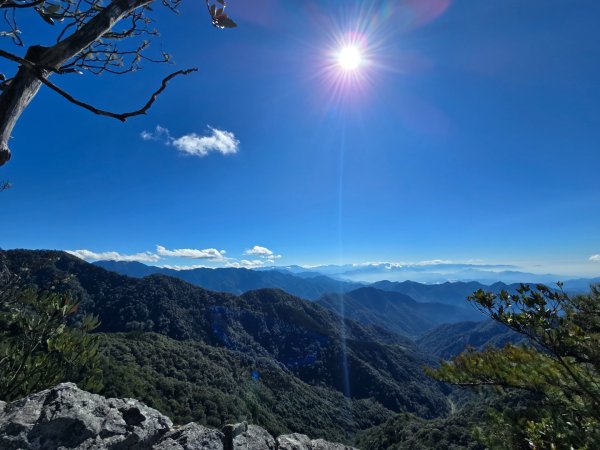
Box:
[349,259,508,268]
[67,243,284,270]
[244,245,273,256]
[160,264,211,271]
[414,259,454,266]
[67,249,160,263]
[227,259,266,269]
[172,127,239,157]
[590,255,600,262]
[243,246,282,263]
[141,125,239,158]
[156,245,226,260]
[140,125,171,142]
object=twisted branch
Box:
[37,68,197,121]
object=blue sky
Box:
[1,0,599,276]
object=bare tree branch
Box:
[0,48,29,66]
[0,48,85,78]
[0,0,44,10]
[39,0,155,69]
[37,68,197,122]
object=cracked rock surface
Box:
[0,384,358,450]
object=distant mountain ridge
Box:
[372,278,599,306]
[318,287,484,338]
[262,262,599,286]
[94,260,361,300]
[371,280,489,306]
[95,261,599,309]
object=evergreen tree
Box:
[0,287,101,401]
[428,284,600,449]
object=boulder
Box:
[310,439,357,450]
[154,423,223,450]
[0,383,171,449]
[222,421,247,449]
[232,424,276,450]
[277,433,358,450]
[0,384,358,450]
[277,433,313,450]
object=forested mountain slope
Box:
[99,332,392,442]
[318,287,483,338]
[417,320,525,360]
[1,250,450,430]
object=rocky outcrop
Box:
[154,423,223,450]
[0,384,358,450]
[277,433,355,450]
[0,383,173,449]
[224,422,276,450]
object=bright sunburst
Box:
[309,3,399,108]
[337,46,363,71]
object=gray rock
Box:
[222,421,247,450]
[309,439,357,450]
[277,434,358,450]
[153,423,223,450]
[232,424,276,450]
[277,433,312,450]
[0,384,358,450]
[0,382,171,449]
[223,421,247,439]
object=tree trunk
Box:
[0,47,47,166]
[0,0,153,167]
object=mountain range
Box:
[1,249,452,442]
[94,260,361,300]
[95,261,489,333]
[2,249,590,447]
[90,259,600,343]
[372,278,599,305]
[264,262,600,286]
[95,260,599,306]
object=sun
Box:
[337,46,363,71]
[315,33,375,106]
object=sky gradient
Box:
[1,0,599,276]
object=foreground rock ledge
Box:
[0,383,358,450]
